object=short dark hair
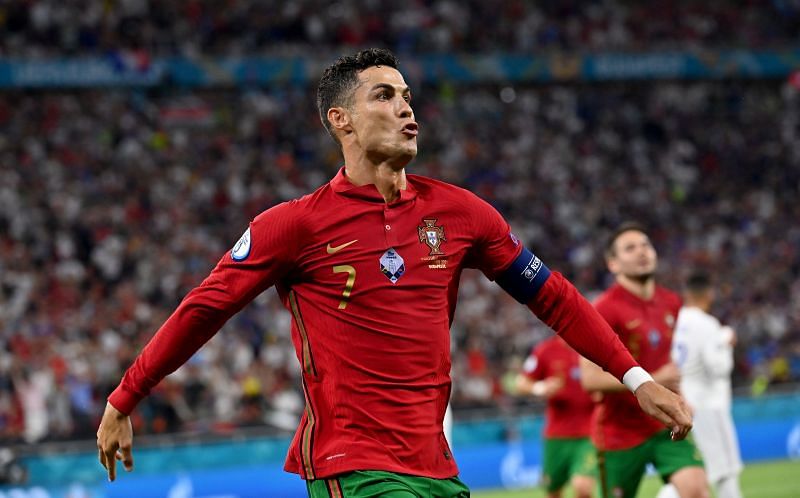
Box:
[316,48,400,145]
[604,221,649,259]
[685,269,713,294]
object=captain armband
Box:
[495,247,552,304]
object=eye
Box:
[403,94,411,103]
[377,91,389,101]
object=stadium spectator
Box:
[0,1,798,57]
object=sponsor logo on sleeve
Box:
[231,227,251,261]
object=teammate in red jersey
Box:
[516,336,596,498]
[96,49,693,497]
[581,223,709,498]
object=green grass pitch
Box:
[473,459,799,498]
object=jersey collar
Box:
[612,282,657,305]
[330,166,417,204]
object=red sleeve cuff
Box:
[108,384,144,415]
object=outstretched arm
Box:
[495,249,692,439]
[97,203,304,481]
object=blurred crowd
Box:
[0,0,798,57]
[1,75,799,444]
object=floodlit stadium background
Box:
[1,1,800,496]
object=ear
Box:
[606,258,619,275]
[327,107,352,135]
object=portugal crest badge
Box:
[418,218,446,256]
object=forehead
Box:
[355,66,408,93]
[614,230,649,248]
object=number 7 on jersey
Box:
[333,265,356,309]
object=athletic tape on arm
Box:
[496,247,552,304]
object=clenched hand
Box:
[96,401,134,481]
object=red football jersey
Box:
[523,336,594,438]
[591,283,682,450]
[109,168,639,480]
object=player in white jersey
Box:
[671,271,743,498]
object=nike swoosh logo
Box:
[326,239,358,254]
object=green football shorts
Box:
[306,470,470,498]
[597,429,704,498]
[542,436,597,492]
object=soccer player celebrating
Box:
[517,336,597,498]
[96,49,693,497]
[581,223,709,498]
[672,270,743,498]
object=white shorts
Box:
[691,408,743,483]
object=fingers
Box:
[635,382,693,441]
[119,442,135,472]
[98,444,134,481]
[97,441,118,481]
[663,397,692,441]
[104,446,118,481]
[97,402,135,481]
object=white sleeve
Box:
[700,323,734,377]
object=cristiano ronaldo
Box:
[97,49,694,498]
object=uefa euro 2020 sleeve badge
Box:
[418,218,446,256]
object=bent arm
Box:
[492,247,691,438]
[521,269,639,384]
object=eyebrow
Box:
[370,83,411,95]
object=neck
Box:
[617,274,656,300]
[685,297,711,312]
[343,153,408,203]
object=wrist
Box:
[622,366,653,393]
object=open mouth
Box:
[401,123,419,136]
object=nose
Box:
[397,98,413,119]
